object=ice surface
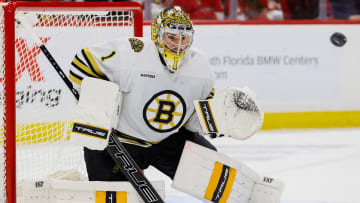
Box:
[145,128,360,203]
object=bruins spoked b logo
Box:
[143,90,186,133]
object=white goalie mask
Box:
[151,7,194,73]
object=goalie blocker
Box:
[173,141,284,203]
[194,87,264,140]
[70,77,122,150]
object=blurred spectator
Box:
[350,0,360,20]
[171,0,225,20]
[280,0,319,19]
[350,15,360,20]
[224,0,284,20]
[144,0,174,20]
[138,0,224,20]
[329,0,360,20]
[267,0,284,19]
[224,0,266,20]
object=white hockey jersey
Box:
[69,37,215,145]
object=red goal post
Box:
[0,1,143,203]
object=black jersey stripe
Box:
[204,162,236,203]
[82,48,109,81]
[72,56,99,78]
[74,54,87,68]
[206,88,215,99]
[69,70,84,86]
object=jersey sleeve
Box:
[68,44,111,92]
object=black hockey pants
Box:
[84,127,217,181]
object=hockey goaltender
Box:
[66,6,285,203]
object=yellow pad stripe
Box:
[95,191,127,203]
[204,162,224,201]
[116,192,127,203]
[95,191,106,203]
[204,162,237,202]
[219,167,237,203]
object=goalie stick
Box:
[16,12,164,203]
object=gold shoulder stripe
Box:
[72,56,99,78]
[82,48,107,79]
[69,70,83,86]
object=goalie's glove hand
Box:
[214,86,264,140]
[194,86,264,140]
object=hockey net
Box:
[0,2,143,202]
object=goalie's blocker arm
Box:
[70,77,122,150]
[194,87,264,140]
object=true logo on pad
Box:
[72,122,108,140]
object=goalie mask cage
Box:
[0,1,143,202]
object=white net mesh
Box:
[0,4,140,203]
